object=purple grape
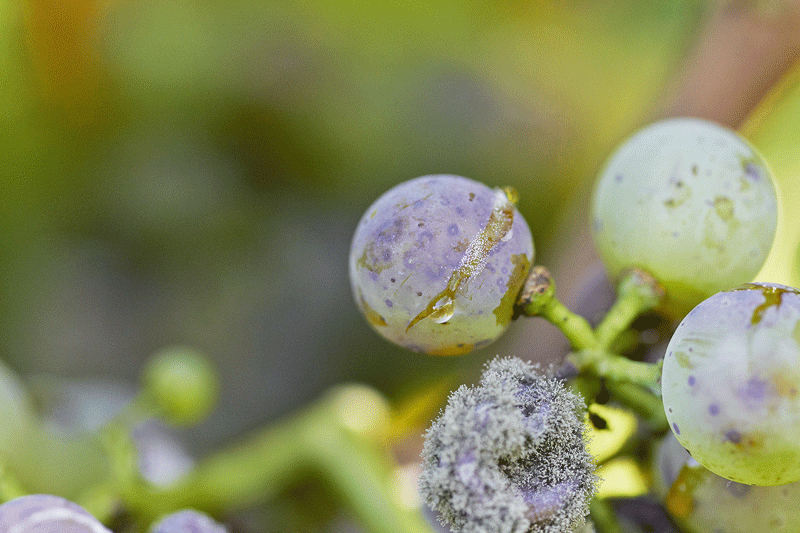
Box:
[349,175,534,355]
[149,509,228,533]
[0,494,111,533]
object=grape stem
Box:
[594,269,665,348]
[589,497,629,533]
[115,390,436,533]
[569,351,662,395]
[519,265,666,425]
[518,266,600,350]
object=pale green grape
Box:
[349,175,534,355]
[656,432,800,533]
[591,118,777,316]
[661,282,800,485]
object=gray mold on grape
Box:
[349,175,534,355]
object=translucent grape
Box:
[661,282,800,485]
[149,509,228,533]
[591,118,777,316]
[349,175,534,355]
[0,494,111,533]
[656,432,800,533]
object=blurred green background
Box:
[2,0,797,451]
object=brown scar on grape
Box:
[493,253,530,326]
[734,284,800,324]
[665,463,706,520]
[406,188,516,331]
[358,291,387,327]
[427,343,474,356]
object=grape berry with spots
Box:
[591,118,777,316]
[661,283,800,486]
[349,174,534,355]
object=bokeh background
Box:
[3,0,800,465]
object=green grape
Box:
[661,283,800,485]
[656,432,800,533]
[349,175,534,355]
[142,346,220,426]
[591,118,778,316]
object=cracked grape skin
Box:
[591,118,777,317]
[661,283,800,486]
[349,175,534,356]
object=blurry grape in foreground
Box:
[591,118,777,316]
[661,283,800,485]
[349,175,534,355]
[419,357,596,533]
[149,509,228,533]
[0,494,111,533]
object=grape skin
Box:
[349,175,534,355]
[149,509,228,533]
[0,494,111,533]
[661,283,800,486]
[656,432,800,533]
[591,118,777,316]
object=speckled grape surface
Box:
[591,118,777,316]
[656,433,800,533]
[349,175,534,355]
[661,283,800,485]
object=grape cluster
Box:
[591,118,777,316]
[349,175,534,355]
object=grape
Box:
[149,509,228,533]
[655,432,800,533]
[349,175,534,355]
[0,494,111,533]
[591,118,777,316]
[661,282,800,485]
[142,346,220,426]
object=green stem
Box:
[519,266,600,350]
[126,411,309,520]
[604,379,668,432]
[569,350,662,394]
[538,298,600,350]
[589,498,627,533]
[594,269,664,349]
[124,393,436,533]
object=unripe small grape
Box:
[591,118,777,316]
[143,346,220,426]
[661,283,800,485]
[349,175,534,355]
